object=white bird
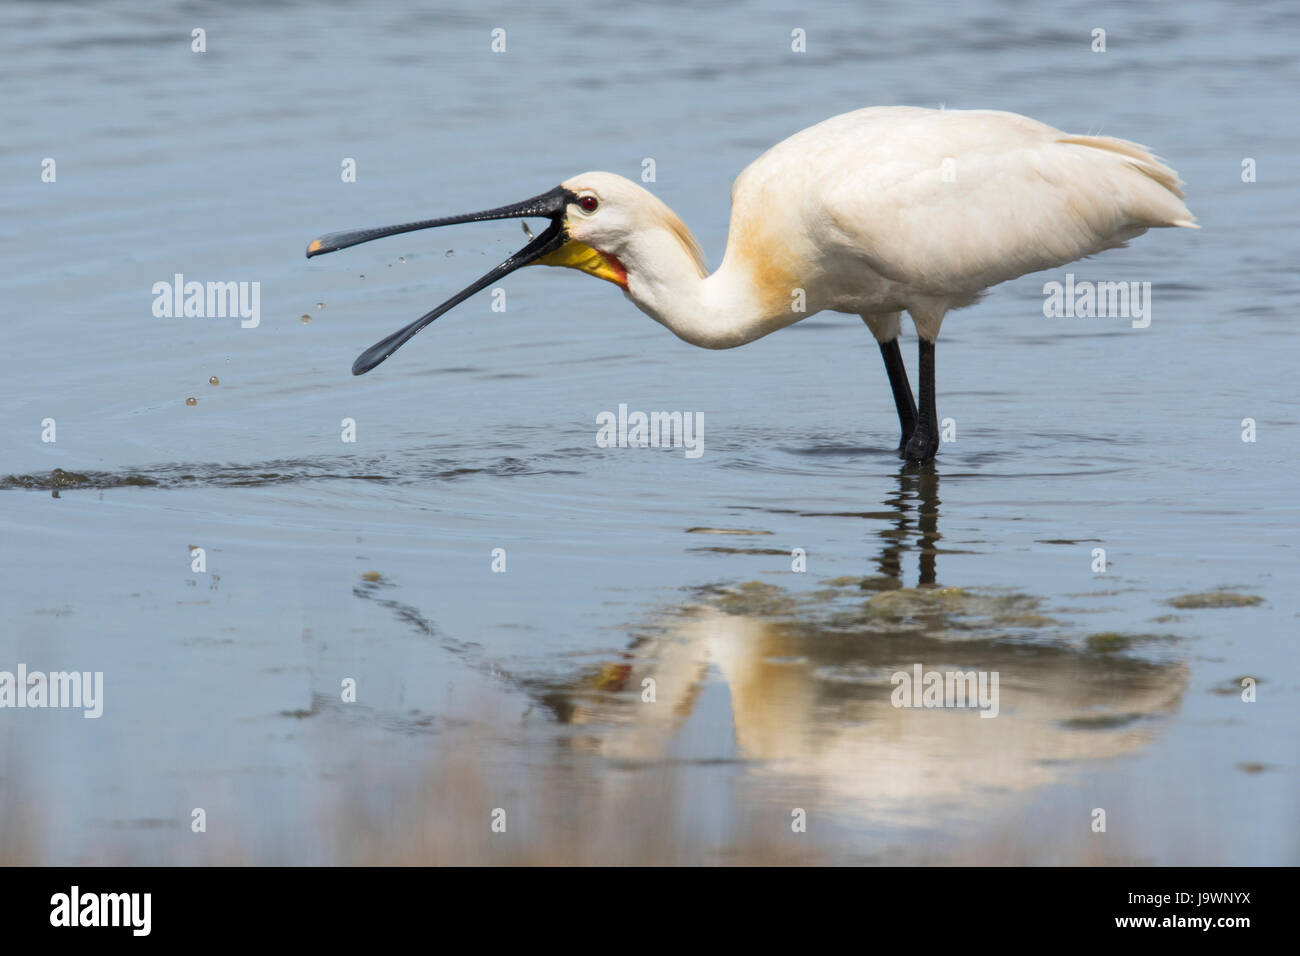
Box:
[307,106,1196,461]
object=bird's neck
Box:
[621,229,801,350]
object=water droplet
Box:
[445,249,454,257]
[208,376,219,386]
[300,313,311,323]
[185,397,197,407]
[398,256,405,263]
[316,302,325,310]
[359,274,365,279]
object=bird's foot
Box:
[895,418,918,459]
[902,428,939,463]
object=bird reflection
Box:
[545,470,1187,826]
[876,468,940,586]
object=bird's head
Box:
[306,172,706,374]
[538,172,707,289]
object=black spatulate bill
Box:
[304,186,575,374]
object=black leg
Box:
[903,338,940,462]
[878,338,917,457]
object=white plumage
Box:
[311,106,1196,461]
[557,107,1195,459]
[567,107,1195,346]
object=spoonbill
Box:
[307,107,1195,461]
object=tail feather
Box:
[1057,134,1198,229]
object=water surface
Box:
[1,0,1296,864]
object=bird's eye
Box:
[579,196,598,213]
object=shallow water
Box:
[1,0,1297,864]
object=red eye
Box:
[579,196,598,212]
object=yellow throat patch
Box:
[533,239,628,289]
